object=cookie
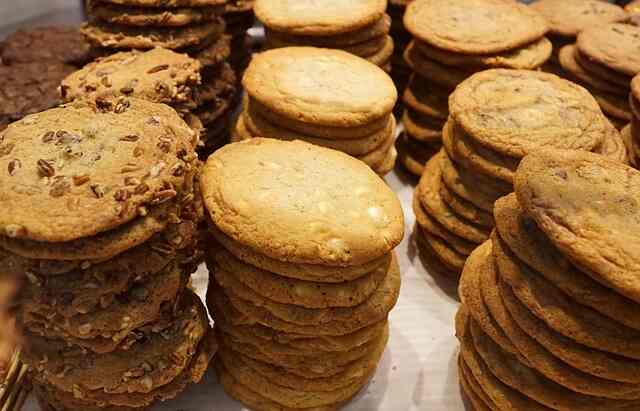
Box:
[574,47,632,88]
[577,23,640,77]
[403,42,472,89]
[458,242,529,363]
[402,75,449,122]
[515,149,640,304]
[413,227,460,278]
[396,134,439,176]
[255,0,387,36]
[415,36,552,70]
[530,0,628,38]
[449,69,606,158]
[458,357,494,411]
[357,131,397,168]
[438,153,498,213]
[363,35,394,67]
[189,34,232,68]
[60,48,202,110]
[404,0,548,55]
[557,45,628,95]
[209,225,393,283]
[242,108,395,156]
[439,183,494,228]
[201,139,404,267]
[88,1,222,26]
[0,97,196,243]
[265,14,391,47]
[500,279,640,384]
[493,194,640,331]
[243,47,396,128]
[0,26,91,66]
[98,0,226,6]
[81,19,224,50]
[211,247,389,309]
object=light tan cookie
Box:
[254,0,387,36]
[577,23,640,77]
[403,42,472,89]
[558,45,629,95]
[404,0,549,54]
[201,139,404,267]
[87,1,223,26]
[515,149,640,304]
[530,0,628,38]
[449,69,606,158]
[243,47,396,128]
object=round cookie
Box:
[574,47,632,88]
[243,47,396,127]
[88,1,222,26]
[577,23,640,77]
[404,0,549,55]
[438,183,494,228]
[439,154,502,213]
[417,152,490,244]
[515,149,640,304]
[0,97,196,243]
[493,194,640,331]
[99,0,226,6]
[60,48,202,109]
[449,69,606,158]
[402,75,449,121]
[415,36,552,70]
[371,145,397,176]
[0,26,91,66]
[363,35,394,67]
[403,42,472,89]
[211,247,388,309]
[200,139,404,267]
[530,0,628,38]
[418,228,466,271]
[254,0,387,36]
[458,357,494,411]
[557,45,628,95]
[81,20,224,50]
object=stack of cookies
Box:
[200,138,404,411]
[557,23,640,130]
[255,0,394,72]
[398,0,551,177]
[530,0,627,68]
[83,0,241,156]
[414,69,627,278]
[233,47,399,176]
[387,0,413,102]
[0,97,214,410]
[457,149,640,411]
[223,0,255,73]
[0,26,92,132]
[625,74,640,167]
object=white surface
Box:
[21,169,467,411]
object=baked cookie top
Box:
[0,26,91,66]
[449,69,605,158]
[530,0,628,38]
[515,149,640,304]
[243,47,396,127]
[87,0,223,27]
[404,0,548,55]
[60,48,202,107]
[200,138,404,267]
[254,0,386,36]
[97,0,226,6]
[0,97,196,243]
[577,23,640,77]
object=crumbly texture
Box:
[416,36,552,70]
[243,47,396,127]
[61,49,202,109]
[404,0,549,55]
[530,0,628,38]
[200,139,404,267]
[577,23,640,77]
[449,69,606,158]
[0,26,91,66]
[254,0,387,36]
[515,149,640,304]
[88,1,223,27]
[81,19,224,50]
[0,97,196,242]
[0,63,75,128]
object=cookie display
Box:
[456,148,640,410]
[235,47,398,176]
[222,0,256,73]
[397,0,551,178]
[0,26,92,67]
[82,0,244,158]
[553,22,640,130]
[201,138,404,411]
[2,97,211,410]
[628,74,640,166]
[413,69,626,277]
[255,0,393,71]
[386,0,413,111]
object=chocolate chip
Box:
[41,131,56,143]
[147,64,169,74]
[120,134,139,142]
[73,174,90,186]
[7,159,21,176]
[49,179,70,198]
[90,184,105,198]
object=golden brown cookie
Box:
[88,1,223,27]
[515,149,640,304]
[558,45,629,95]
[404,0,549,54]
[577,23,640,77]
[200,139,404,268]
[530,0,628,38]
[402,110,443,144]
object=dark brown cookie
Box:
[0,26,91,66]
